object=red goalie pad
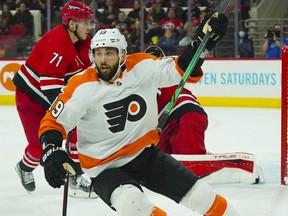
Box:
[172,152,263,184]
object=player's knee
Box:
[110,184,166,216]
[179,180,239,216]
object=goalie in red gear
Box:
[145,45,208,155]
[13,1,95,196]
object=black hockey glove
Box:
[40,144,82,188]
[196,12,228,51]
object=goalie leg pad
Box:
[110,184,166,216]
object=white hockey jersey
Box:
[39,53,202,177]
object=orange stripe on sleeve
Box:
[79,130,159,169]
[38,68,99,139]
[174,56,203,83]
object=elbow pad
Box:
[178,41,205,77]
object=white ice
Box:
[1,105,287,216]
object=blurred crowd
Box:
[0,0,268,59]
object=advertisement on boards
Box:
[0,59,281,107]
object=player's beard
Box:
[96,61,119,82]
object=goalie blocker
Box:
[172,152,264,184]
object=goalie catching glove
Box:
[196,12,228,51]
[40,144,83,188]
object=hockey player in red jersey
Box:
[145,45,207,155]
[13,1,95,197]
[38,13,239,216]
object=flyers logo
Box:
[104,94,147,133]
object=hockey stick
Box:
[62,131,73,216]
[156,0,231,132]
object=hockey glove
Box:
[196,12,228,51]
[40,144,82,188]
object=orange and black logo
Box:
[0,63,20,92]
[104,94,147,133]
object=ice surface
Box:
[1,106,287,216]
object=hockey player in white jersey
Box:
[39,12,239,216]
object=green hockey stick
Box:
[156,0,231,132]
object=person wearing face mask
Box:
[262,24,288,58]
[237,27,254,58]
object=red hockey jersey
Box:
[13,25,91,109]
[157,86,206,126]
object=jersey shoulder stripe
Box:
[38,67,99,139]
[125,53,155,72]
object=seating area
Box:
[8,25,26,36]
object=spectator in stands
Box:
[0,15,8,35]
[127,19,150,53]
[157,27,179,56]
[111,10,132,33]
[1,2,14,33]
[159,8,183,38]
[92,0,106,9]
[127,0,148,27]
[262,24,288,58]
[238,26,254,58]
[147,0,166,25]
[180,10,202,39]
[147,20,164,44]
[1,0,17,10]
[99,0,120,29]
[28,0,48,34]
[181,0,201,24]
[168,0,183,19]
[179,26,197,46]
[240,0,250,22]
[13,1,34,36]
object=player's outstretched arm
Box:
[178,12,228,77]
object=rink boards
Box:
[0,59,281,108]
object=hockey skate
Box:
[15,162,35,193]
[68,173,98,199]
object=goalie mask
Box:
[90,28,127,82]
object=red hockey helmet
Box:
[62,1,94,25]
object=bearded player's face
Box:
[94,48,120,81]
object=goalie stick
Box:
[62,131,73,216]
[156,0,232,132]
[172,152,264,184]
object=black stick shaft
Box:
[62,131,73,216]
